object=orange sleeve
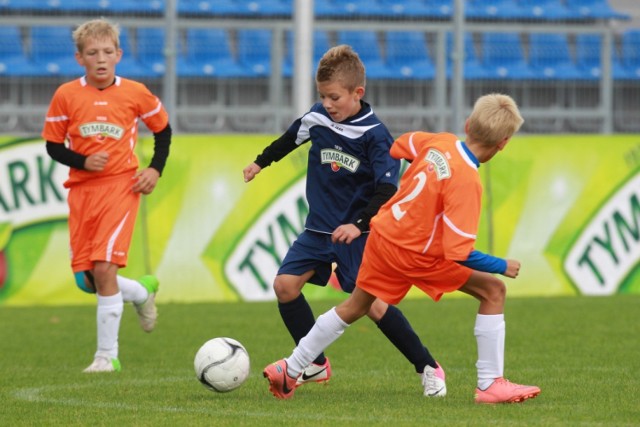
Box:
[41,86,70,143]
[391,132,458,162]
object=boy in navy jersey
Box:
[243,45,444,397]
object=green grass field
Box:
[1,295,639,426]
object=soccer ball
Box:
[194,337,250,393]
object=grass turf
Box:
[1,295,639,426]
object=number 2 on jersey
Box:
[391,171,427,221]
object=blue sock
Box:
[377,305,436,373]
[278,293,326,365]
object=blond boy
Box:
[264,93,541,404]
[42,18,171,373]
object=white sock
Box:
[95,292,124,360]
[286,307,348,377]
[474,313,505,390]
[117,275,148,304]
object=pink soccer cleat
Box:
[475,377,540,404]
[263,359,299,399]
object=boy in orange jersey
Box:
[42,18,171,373]
[263,93,541,404]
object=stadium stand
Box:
[516,0,581,20]
[117,27,158,79]
[620,29,640,79]
[234,0,292,16]
[384,31,436,79]
[177,28,248,78]
[338,0,388,17]
[528,33,585,80]
[282,30,330,78]
[0,26,39,77]
[446,31,487,79]
[0,0,636,134]
[137,27,166,77]
[480,32,534,79]
[574,33,629,80]
[564,0,630,20]
[337,30,394,79]
[237,29,273,77]
[30,26,84,77]
[177,0,242,16]
[465,0,528,20]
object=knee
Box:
[366,299,388,322]
[273,277,299,303]
[74,271,95,294]
[486,277,507,305]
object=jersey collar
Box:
[459,141,480,168]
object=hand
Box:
[243,163,262,183]
[331,224,362,244]
[84,151,109,171]
[503,259,521,278]
[132,168,160,194]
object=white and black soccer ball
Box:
[194,337,250,393]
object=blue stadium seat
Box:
[283,30,330,78]
[337,0,387,17]
[40,0,165,13]
[423,0,453,18]
[564,0,630,20]
[337,31,393,79]
[137,27,166,77]
[177,0,242,15]
[237,29,272,77]
[116,28,157,79]
[528,33,586,80]
[620,30,640,79]
[1,0,57,12]
[30,26,84,77]
[480,32,534,79]
[384,31,435,79]
[177,28,248,78]
[516,0,581,20]
[102,0,165,14]
[377,0,449,18]
[313,0,351,17]
[575,33,629,80]
[465,0,527,20]
[0,26,40,77]
[446,32,486,79]
[234,0,291,16]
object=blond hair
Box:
[315,45,365,92]
[466,93,524,146]
[72,18,120,53]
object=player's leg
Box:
[335,230,445,393]
[459,271,540,403]
[275,270,334,385]
[296,287,375,366]
[264,286,375,399]
[84,176,140,372]
[275,231,332,368]
[84,260,123,373]
[367,299,446,396]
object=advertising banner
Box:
[0,134,638,306]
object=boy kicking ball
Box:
[264,93,540,404]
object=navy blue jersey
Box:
[288,101,400,233]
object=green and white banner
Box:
[0,134,638,306]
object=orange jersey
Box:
[370,131,482,261]
[42,76,168,187]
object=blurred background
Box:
[0,0,638,137]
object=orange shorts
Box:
[67,173,140,272]
[357,229,473,304]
